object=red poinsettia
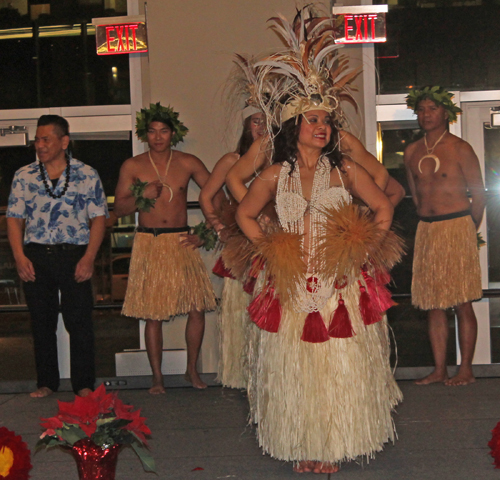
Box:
[489,421,500,468]
[0,427,32,479]
[37,384,155,472]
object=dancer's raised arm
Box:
[226,135,271,202]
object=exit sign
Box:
[332,5,388,44]
[92,15,148,55]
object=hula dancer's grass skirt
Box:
[122,232,216,320]
[217,278,252,389]
[256,280,402,464]
[412,215,482,310]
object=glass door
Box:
[462,100,500,365]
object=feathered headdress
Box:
[233,54,262,120]
[254,6,360,132]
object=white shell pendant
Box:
[418,154,440,174]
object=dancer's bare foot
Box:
[312,462,339,474]
[149,376,166,395]
[293,461,314,473]
[77,388,92,397]
[184,370,207,389]
[414,370,448,385]
[30,387,53,398]
[445,371,476,386]
[293,461,338,474]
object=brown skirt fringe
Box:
[412,215,482,310]
[122,232,217,320]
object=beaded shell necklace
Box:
[39,156,70,199]
[277,156,345,313]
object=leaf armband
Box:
[477,232,486,249]
[130,179,156,213]
[192,221,218,251]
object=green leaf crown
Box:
[135,102,188,146]
[406,86,462,123]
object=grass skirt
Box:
[412,215,482,310]
[217,278,252,388]
[256,280,402,464]
[122,232,216,320]
[247,320,261,424]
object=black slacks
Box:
[23,244,95,393]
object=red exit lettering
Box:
[344,14,378,42]
[105,24,140,52]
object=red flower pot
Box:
[71,438,121,480]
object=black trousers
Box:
[23,244,95,393]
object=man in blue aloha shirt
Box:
[6,114,108,398]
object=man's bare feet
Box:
[77,388,92,397]
[184,370,207,389]
[148,384,166,394]
[293,461,338,474]
[30,387,53,398]
[414,370,448,385]
[445,372,476,386]
[149,376,166,395]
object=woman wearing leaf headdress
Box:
[234,7,403,473]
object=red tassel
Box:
[212,256,235,279]
[243,276,257,294]
[301,311,329,343]
[358,280,381,325]
[243,256,265,294]
[374,283,396,312]
[362,270,395,314]
[328,295,355,338]
[247,286,281,333]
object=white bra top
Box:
[276,159,351,228]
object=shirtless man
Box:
[404,86,485,386]
[114,103,218,393]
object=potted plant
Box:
[36,384,155,479]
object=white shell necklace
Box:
[418,129,447,174]
[277,156,334,313]
[148,149,174,202]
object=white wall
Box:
[139,0,334,176]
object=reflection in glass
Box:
[484,124,500,363]
[375,6,500,94]
[0,25,130,109]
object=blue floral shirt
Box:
[7,157,109,245]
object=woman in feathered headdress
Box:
[199,55,267,393]
[226,10,405,208]
[234,7,404,473]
